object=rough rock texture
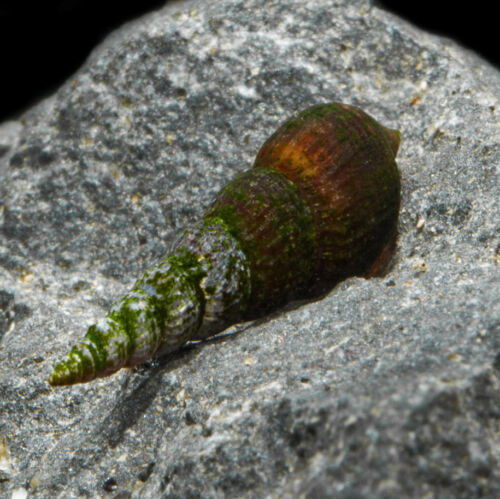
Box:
[0,0,499,497]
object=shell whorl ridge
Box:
[48,102,401,386]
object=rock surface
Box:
[0,0,499,497]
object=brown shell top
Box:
[254,102,400,285]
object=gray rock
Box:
[0,0,499,497]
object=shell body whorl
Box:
[253,102,401,289]
[48,102,401,386]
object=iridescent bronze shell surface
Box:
[48,102,401,386]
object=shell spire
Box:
[49,102,401,386]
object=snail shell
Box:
[48,102,401,386]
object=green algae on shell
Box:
[48,102,401,386]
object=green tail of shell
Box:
[49,220,251,385]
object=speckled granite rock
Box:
[0,0,499,497]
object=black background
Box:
[0,1,497,123]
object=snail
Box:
[48,102,401,386]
